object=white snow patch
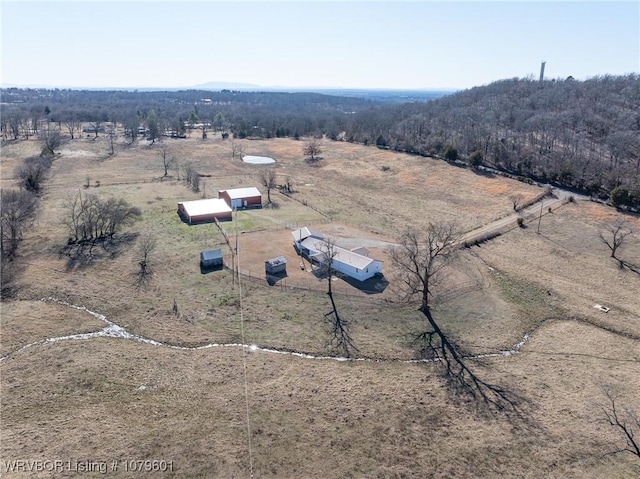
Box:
[242,155,275,164]
[59,149,99,158]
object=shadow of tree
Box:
[59,232,139,271]
[619,259,640,276]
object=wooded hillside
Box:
[345,74,640,206]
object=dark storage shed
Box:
[265,256,287,274]
[200,249,223,269]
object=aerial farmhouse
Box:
[177,198,233,224]
[218,187,263,209]
[292,227,382,282]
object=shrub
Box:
[17,155,53,194]
[469,151,483,168]
[516,217,525,227]
[444,146,458,162]
[609,185,630,208]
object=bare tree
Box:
[283,175,294,193]
[1,189,37,258]
[20,116,32,139]
[183,163,200,192]
[146,109,159,143]
[599,386,640,461]
[107,123,117,155]
[40,129,61,155]
[7,112,21,140]
[63,190,141,245]
[389,223,518,411]
[303,139,322,163]
[159,147,176,178]
[124,111,139,144]
[90,120,102,138]
[260,168,277,205]
[17,155,53,194]
[509,194,524,211]
[389,223,460,313]
[135,233,157,288]
[231,140,244,160]
[63,116,80,140]
[316,237,357,357]
[599,219,633,259]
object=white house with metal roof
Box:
[291,227,382,282]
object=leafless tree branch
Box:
[389,222,521,413]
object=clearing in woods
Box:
[1,134,639,478]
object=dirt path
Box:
[459,192,570,246]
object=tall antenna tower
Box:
[539,61,546,83]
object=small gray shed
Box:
[265,256,287,274]
[200,249,223,268]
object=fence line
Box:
[222,257,393,299]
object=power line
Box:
[235,208,254,477]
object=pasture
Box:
[1,133,639,478]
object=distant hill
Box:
[190,81,455,104]
[190,81,263,91]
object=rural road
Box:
[458,189,573,246]
[333,187,575,251]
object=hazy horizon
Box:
[1,1,638,91]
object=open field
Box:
[2,134,640,477]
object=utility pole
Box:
[537,200,544,234]
[234,207,239,281]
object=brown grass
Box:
[2,134,639,478]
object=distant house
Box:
[177,198,232,224]
[291,227,382,282]
[200,249,224,269]
[218,187,262,209]
[82,125,106,134]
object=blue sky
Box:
[1,1,638,90]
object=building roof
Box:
[300,237,379,270]
[201,249,223,261]
[266,256,287,266]
[350,246,370,257]
[179,198,232,217]
[219,187,262,199]
[291,226,324,242]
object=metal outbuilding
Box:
[218,187,263,209]
[265,256,287,275]
[178,198,233,224]
[200,249,224,268]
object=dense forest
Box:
[2,74,639,206]
[345,74,640,207]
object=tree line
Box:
[0,88,374,142]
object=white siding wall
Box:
[332,259,382,281]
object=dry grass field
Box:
[1,133,639,478]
